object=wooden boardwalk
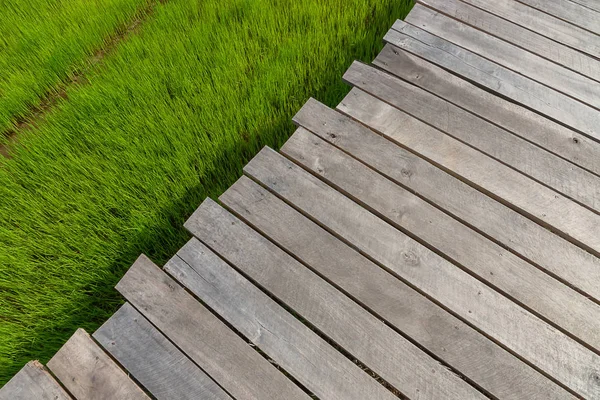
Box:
[3,1,600,399]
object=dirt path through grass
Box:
[0,0,153,145]
[0,0,162,159]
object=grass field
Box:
[0,0,150,138]
[0,0,413,384]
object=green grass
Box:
[0,0,413,384]
[0,0,150,137]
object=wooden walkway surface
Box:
[3,1,600,399]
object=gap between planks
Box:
[185,199,487,400]
[115,254,312,400]
[281,122,600,358]
[219,174,575,400]
[0,361,72,400]
[418,0,600,83]
[338,83,600,261]
[455,0,600,58]
[166,244,404,400]
[294,96,600,307]
[515,0,600,35]
[47,328,150,400]
[93,302,234,400]
[343,60,600,215]
[404,5,600,112]
[371,44,600,178]
[241,144,600,398]
[384,21,600,142]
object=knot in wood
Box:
[402,251,419,266]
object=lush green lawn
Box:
[0,0,413,384]
[0,0,150,137]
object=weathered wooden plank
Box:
[243,147,600,399]
[116,255,310,400]
[373,45,600,177]
[93,302,232,400]
[47,329,149,400]
[337,87,600,257]
[343,61,600,212]
[404,5,600,110]
[568,0,600,13]
[419,0,600,81]
[516,0,600,34]
[282,127,600,353]
[185,199,487,400]
[458,0,600,57]
[166,242,399,400]
[0,361,72,400]
[220,175,576,400]
[384,24,600,141]
[294,97,600,322]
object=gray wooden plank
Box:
[404,5,600,110]
[384,23,600,141]
[0,361,72,400]
[420,0,600,81]
[343,61,600,213]
[372,44,600,177]
[220,175,576,400]
[93,302,232,400]
[115,255,310,400]
[568,0,600,13]
[294,97,600,323]
[166,241,400,400]
[47,329,149,400]
[282,127,600,354]
[243,147,600,399]
[459,0,600,57]
[185,199,487,400]
[337,86,600,259]
[516,0,600,34]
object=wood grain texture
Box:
[458,0,600,57]
[343,61,600,213]
[373,44,600,177]
[384,23,600,141]
[295,96,600,324]
[419,0,600,81]
[404,5,600,110]
[220,175,576,400]
[184,199,487,400]
[282,127,600,354]
[0,361,72,400]
[116,254,310,400]
[47,329,149,400]
[93,303,232,400]
[166,241,399,400]
[243,146,600,399]
[516,0,600,34]
[568,0,600,13]
[337,87,600,258]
